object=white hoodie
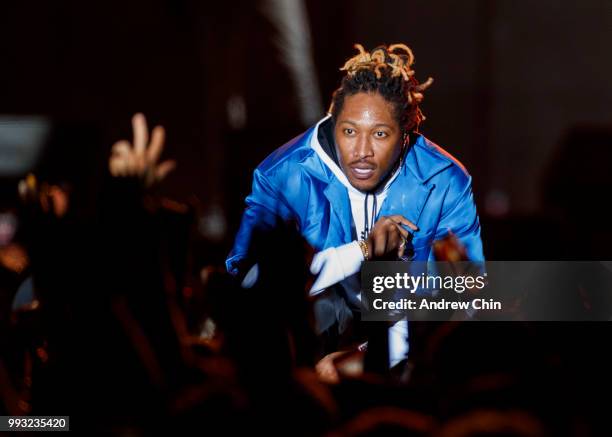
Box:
[308,115,408,367]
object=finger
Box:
[393,222,410,240]
[135,150,146,175]
[120,156,132,176]
[114,157,127,177]
[132,113,148,157]
[387,225,401,251]
[395,224,409,258]
[110,158,122,176]
[392,215,418,231]
[124,149,138,176]
[155,160,176,181]
[397,232,406,257]
[386,227,400,255]
[109,157,120,176]
[326,368,339,384]
[373,229,387,257]
[389,215,419,231]
[317,362,339,384]
[398,240,405,258]
[111,139,140,175]
[147,125,165,164]
[111,140,132,157]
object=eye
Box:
[343,128,355,136]
[374,131,388,138]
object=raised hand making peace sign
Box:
[109,113,176,187]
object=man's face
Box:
[334,92,403,192]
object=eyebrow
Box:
[339,120,394,129]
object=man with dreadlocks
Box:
[227,43,484,378]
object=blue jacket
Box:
[226,118,484,274]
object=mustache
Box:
[347,158,377,168]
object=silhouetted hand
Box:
[109,113,175,187]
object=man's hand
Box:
[366,215,418,259]
[109,113,176,187]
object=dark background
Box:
[2,3,612,433]
[2,0,612,261]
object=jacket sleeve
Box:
[434,168,485,262]
[226,168,292,275]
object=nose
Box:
[353,134,374,160]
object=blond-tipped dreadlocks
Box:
[329,43,434,132]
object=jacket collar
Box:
[403,134,455,184]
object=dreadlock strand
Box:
[371,48,386,65]
[415,77,434,92]
[388,43,415,66]
[374,64,387,79]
